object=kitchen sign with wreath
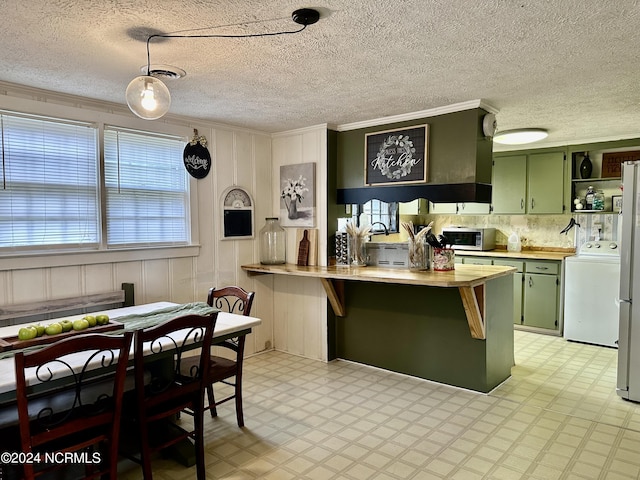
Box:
[364,125,428,186]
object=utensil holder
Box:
[433,248,455,271]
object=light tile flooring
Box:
[125,330,640,479]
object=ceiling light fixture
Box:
[126,8,321,120]
[492,128,549,145]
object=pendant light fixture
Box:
[126,8,321,120]
[492,128,549,145]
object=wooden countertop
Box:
[242,263,516,340]
[242,263,515,288]
[453,248,575,261]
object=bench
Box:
[0,283,135,327]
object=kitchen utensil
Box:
[438,234,450,248]
[426,232,442,249]
[560,218,580,235]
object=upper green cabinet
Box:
[492,151,565,214]
[492,154,526,214]
[528,152,566,214]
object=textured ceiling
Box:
[1,1,640,150]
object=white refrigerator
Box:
[617,161,640,401]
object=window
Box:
[349,200,399,233]
[0,111,191,253]
[0,113,99,249]
[103,128,189,246]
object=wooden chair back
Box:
[15,332,133,480]
[207,286,255,316]
[131,313,218,480]
[202,286,255,427]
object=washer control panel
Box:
[579,241,620,257]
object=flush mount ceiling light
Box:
[493,128,549,145]
[126,8,321,120]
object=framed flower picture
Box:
[280,162,316,227]
[365,125,428,186]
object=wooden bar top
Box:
[241,263,515,288]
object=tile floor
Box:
[126,330,640,479]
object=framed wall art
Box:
[365,124,428,186]
[280,162,316,227]
[612,195,622,213]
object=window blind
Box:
[0,114,99,248]
[103,128,189,246]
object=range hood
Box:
[337,183,492,205]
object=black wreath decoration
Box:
[183,129,211,179]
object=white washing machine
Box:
[564,240,621,347]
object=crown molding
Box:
[271,123,329,138]
[336,99,499,132]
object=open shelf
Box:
[572,177,621,183]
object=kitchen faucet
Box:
[370,222,389,235]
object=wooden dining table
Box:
[0,301,262,405]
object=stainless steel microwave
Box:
[441,227,496,251]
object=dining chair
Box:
[180,286,254,427]
[13,332,133,480]
[127,313,217,480]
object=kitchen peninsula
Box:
[242,263,515,393]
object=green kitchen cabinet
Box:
[527,152,565,214]
[492,151,565,214]
[493,259,524,325]
[522,260,560,331]
[457,255,560,332]
[461,256,493,265]
[492,155,527,214]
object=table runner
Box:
[0,302,219,360]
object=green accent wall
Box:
[335,275,513,393]
[336,108,493,188]
[326,128,339,360]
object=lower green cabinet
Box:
[523,272,559,330]
[522,260,560,331]
[461,257,493,265]
[463,256,560,332]
[493,259,524,325]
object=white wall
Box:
[269,126,329,361]
[0,83,277,357]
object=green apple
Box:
[59,320,73,333]
[83,315,97,327]
[45,323,63,336]
[33,324,45,337]
[72,319,89,331]
[18,326,38,341]
[95,314,110,326]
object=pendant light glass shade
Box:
[125,75,171,120]
[493,128,548,145]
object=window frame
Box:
[0,105,200,269]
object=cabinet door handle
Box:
[528,276,533,287]
[531,198,535,209]
[521,198,524,210]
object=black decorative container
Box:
[580,152,593,179]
